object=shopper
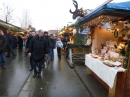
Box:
[56,38,63,59]
[49,34,56,60]
[6,30,16,57]
[62,36,70,58]
[43,31,50,65]
[26,31,36,71]
[18,34,23,52]
[0,29,7,69]
[28,30,48,78]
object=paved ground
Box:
[0,49,108,97]
[0,49,31,97]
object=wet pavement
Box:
[0,49,31,97]
[0,48,108,97]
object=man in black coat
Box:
[0,29,7,69]
[6,30,16,57]
[18,34,23,52]
[26,31,36,71]
[28,30,48,78]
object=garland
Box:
[123,43,130,69]
[0,23,21,32]
[73,24,86,45]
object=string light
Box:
[83,15,122,26]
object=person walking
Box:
[26,31,36,71]
[62,36,70,54]
[49,34,56,60]
[0,29,7,69]
[56,38,63,59]
[18,34,23,52]
[42,31,52,68]
[28,30,48,78]
[6,30,16,57]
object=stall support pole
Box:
[68,48,74,67]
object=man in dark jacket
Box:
[26,31,36,71]
[6,30,16,57]
[0,29,7,69]
[43,31,50,67]
[49,34,56,60]
[28,30,48,78]
[62,37,70,58]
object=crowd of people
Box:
[0,29,70,78]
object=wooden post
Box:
[108,75,117,97]
[87,67,92,74]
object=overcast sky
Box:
[0,0,129,31]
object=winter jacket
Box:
[62,37,70,45]
[18,36,23,46]
[50,38,56,49]
[7,33,13,46]
[28,35,48,60]
[26,36,33,49]
[0,35,7,52]
[56,40,63,48]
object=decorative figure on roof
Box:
[69,0,84,20]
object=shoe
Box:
[38,74,41,78]
[29,69,33,71]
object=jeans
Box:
[0,52,6,67]
[32,59,42,75]
[50,49,54,59]
[7,45,15,56]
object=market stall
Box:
[78,1,130,97]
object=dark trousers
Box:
[7,45,15,56]
[50,48,54,59]
[57,47,61,58]
[0,52,6,66]
[30,57,33,70]
[32,59,43,75]
[19,45,23,52]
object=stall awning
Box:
[78,1,130,25]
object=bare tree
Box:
[16,9,32,29]
[0,3,15,23]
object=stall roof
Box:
[78,1,130,24]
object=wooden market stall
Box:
[78,1,130,97]
[0,19,27,36]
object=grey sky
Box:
[0,0,129,31]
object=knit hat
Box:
[57,38,61,41]
[44,31,48,34]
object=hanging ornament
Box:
[103,22,111,30]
